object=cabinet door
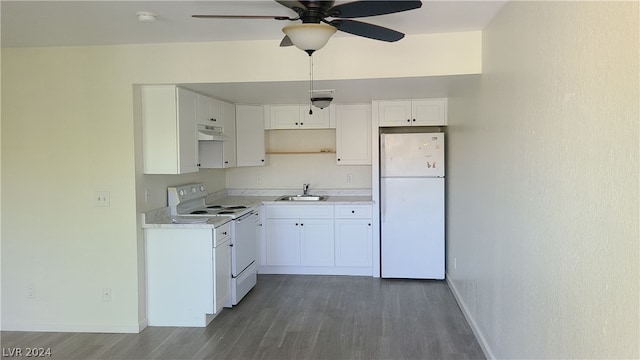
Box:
[335,219,372,267]
[214,238,231,313]
[236,105,266,167]
[336,104,371,165]
[300,219,334,266]
[412,99,447,126]
[378,100,412,127]
[300,106,331,129]
[265,219,301,266]
[176,88,199,174]
[196,94,222,126]
[270,105,301,129]
[221,101,237,167]
[142,85,199,174]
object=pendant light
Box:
[305,55,333,114]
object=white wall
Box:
[1,31,481,332]
[447,2,639,358]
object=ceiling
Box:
[1,0,506,104]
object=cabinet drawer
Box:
[335,205,373,219]
[215,222,232,246]
[266,205,334,219]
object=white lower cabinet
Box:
[214,235,231,312]
[262,204,372,276]
[265,219,302,266]
[335,219,372,267]
[300,219,334,266]
[145,222,231,327]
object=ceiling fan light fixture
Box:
[282,23,337,54]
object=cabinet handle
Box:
[229,244,234,247]
[337,158,341,161]
[224,161,229,164]
[261,159,265,162]
[407,119,411,122]
[300,122,304,126]
[351,210,355,214]
[300,223,304,226]
[368,223,371,226]
[295,122,298,125]
[222,231,227,235]
[412,119,416,122]
[197,163,201,167]
[295,223,299,226]
[210,118,216,122]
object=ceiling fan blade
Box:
[329,19,404,42]
[192,15,294,20]
[280,35,294,47]
[328,0,422,19]
[275,1,307,11]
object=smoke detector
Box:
[137,11,157,23]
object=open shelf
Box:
[266,151,335,154]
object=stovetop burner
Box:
[190,210,209,214]
[217,211,236,214]
[224,206,247,210]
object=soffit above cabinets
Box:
[181,75,479,105]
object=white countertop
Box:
[142,194,374,229]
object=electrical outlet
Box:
[26,284,36,299]
[347,174,353,183]
[103,288,112,302]
[95,191,110,207]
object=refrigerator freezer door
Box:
[381,133,444,178]
[381,177,444,279]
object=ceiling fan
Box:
[193,0,422,53]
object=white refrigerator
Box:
[380,132,445,279]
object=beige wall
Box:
[1,32,481,332]
[447,2,639,358]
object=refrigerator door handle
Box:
[380,180,386,222]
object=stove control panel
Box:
[168,183,208,207]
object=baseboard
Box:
[446,272,495,360]
[138,318,148,332]
[258,265,373,276]
[1,321,141,334]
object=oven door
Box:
[232,211,258,277]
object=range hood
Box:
[198,124,226,141]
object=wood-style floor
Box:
[1,275,485,360]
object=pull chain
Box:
[308,54,313,115]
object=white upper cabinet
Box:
[269,105,299,129]
[377,98,448,126]
[300,106,333,129]
[236,105,266,167]
[268,105,333,129]
[196,94,222,126]
[199,100,237,169]
[141,85,199,174]
[221,101,237,167]
[336,104,371,165]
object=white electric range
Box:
[168,183,258,306]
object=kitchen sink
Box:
[277,195,327,201]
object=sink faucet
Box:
[303,183,310,195]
